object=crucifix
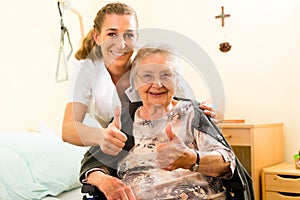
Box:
[215,6,230,27]
[215,6,232,52]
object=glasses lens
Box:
[133,64,176,87]
[139,73,154,83]
[160,72,174,83]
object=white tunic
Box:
[68,59,121,128]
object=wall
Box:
[0,0,299,163]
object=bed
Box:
[42,187,82,200]
[0,127,87,200]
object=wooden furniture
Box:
[262,162,300,200]
[219,122,284,200]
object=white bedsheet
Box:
[42,187,83,200]
[0,131,87,200]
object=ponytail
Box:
[75,30,97,60]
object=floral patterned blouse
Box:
[117,101,235,200]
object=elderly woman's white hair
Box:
[125,44,195,102]
[131,44,181,73]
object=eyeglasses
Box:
[137,71,176,84]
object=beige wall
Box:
[1,0,299,163]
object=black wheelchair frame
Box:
[81,183,106,200]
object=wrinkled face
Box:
[94,14,138,74]
[134,54,177,110]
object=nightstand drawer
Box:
[265,174,300,193]
[266,191,300,200]
[221,128,251,146]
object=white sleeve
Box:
[68,59,93,108]
[81,167,110,183]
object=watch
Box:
[190,150,200,171]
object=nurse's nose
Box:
[115,34,126,48]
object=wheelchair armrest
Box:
[81,183,98,195]
[81,183,106,200]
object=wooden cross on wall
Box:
[215,6,230,27]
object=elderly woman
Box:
[80,45,242,200]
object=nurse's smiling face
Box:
[94,14,138,75]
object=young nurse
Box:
[61,2,216,156]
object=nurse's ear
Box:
[93,29,101,46]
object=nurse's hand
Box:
[100,107,127,156]
[199,102,218,123]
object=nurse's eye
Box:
[107,32,117,37]
[124,33,135,39]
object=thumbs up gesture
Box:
[100,106,127,156]
[156,123,195,171]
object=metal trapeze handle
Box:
[56,1,73,83]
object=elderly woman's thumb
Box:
[165,123,176,141]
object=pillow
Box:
[0,132,87,200]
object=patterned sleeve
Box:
[194,129,236,178]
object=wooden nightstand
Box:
[220,122,284,200]
[262,162,300,200]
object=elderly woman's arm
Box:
[194,129,236,178]
[157,145,231,177]
[156,127,235,178]
[197,153,232,178]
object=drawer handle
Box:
[223,134,232,139]
[277,192,300,197]
[276,174,300,180]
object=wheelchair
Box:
[81,182,244,200]
[81,183,106,200]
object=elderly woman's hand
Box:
[156,124,196,171]
[88,171,136,200]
